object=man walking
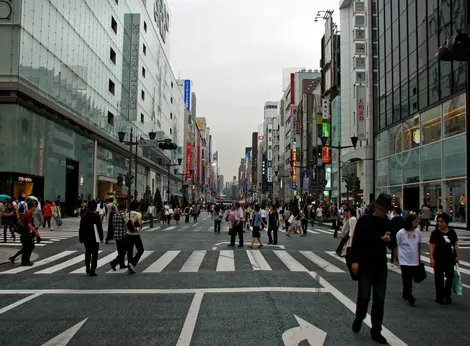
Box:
[229,202,244,247]
[350,193,395,344]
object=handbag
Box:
[288,215,295,224]
[344,247,358,281]
[413,263,427,283]
[57,218,63,226]
[453,263,463,295]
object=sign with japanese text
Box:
[357,86,366,140]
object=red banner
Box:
[186,143,192,179]
[322,147,330,163]
[291,150,296,183]
[290,73,295,104]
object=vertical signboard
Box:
[186,143,192,179]
[196,136,201,184]
[291,142,297,188]
[322,147,330,163]
[356,86,366,140]
[290,73,295,104]
[184,80,191,111]
[267,123,273,182]
[127,14,141,122]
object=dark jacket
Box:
[390,214,405,240]
[79,211,104,244]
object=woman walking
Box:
[51,201,61,231]
[125,200,144,274]
[78,200,103,277]
[396,214,421,306]
[429,213,460,304]
[105,204,116,244]
[248,205,264,249]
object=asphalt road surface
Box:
[0,214,469,345]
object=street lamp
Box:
[320,135,358,208]
[117,128,172,205]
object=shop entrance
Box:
[65,159,79,216]
[403,185,420,213]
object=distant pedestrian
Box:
[350,193,395,344]
[247,205,264,249]
[78,200,103,276]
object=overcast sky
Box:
[168,0,339,181]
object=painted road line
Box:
[246,250,272,271]
[192,223,199,227]
[0,293,42,315]
[309,272,408,346]
[273,250,308,272]
[107,251,154,273]
[180,251,207,272]
[0,251,76,274]
[143,251,181,273]
[315,229,334,235]
[0,243,45,247]
[70,252,118,274]
[216,250,235,271]
[176,292,204,346]
[299,251,344,273]
[420,255,470,275]
[192,227,202,232]
[324,251,346,264]
[307,230,321,234]
[36,252,104,274]
[163,226,177,232]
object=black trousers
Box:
[230,222,243,246]
[148,214,154,228]
[84,242,99,273]
[214,220,221,233]
[16,234,34,265]
[3,222,15,242]
[356,264,388,333]
[301,219,308,235]
[434,260,454,301]
[267,227,278,244]
[111,239,128,267]
[127,235,144,267]
[400,265,417,299]
[335,236,348,255]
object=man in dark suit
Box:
[79,200,103,276]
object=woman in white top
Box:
[396,214,421,306]
[339,207,357,256]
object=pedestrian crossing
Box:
[0,231,77,247]
[2,248,469,278]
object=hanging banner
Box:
[291,146,297,185]
[185,143,192,179]
[290,73,295,104]
[357,86,366,140]
[322,147,330,163]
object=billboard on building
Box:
[356,86,367,140]
[184,80,191,111]
[186,143,192,179]
[267,123,273,182]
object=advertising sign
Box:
[128,14,141,121]
[0,0,13,20]
[185,143,192,179]
[356,86,367,140]
[290,73,295,105]
[267,123,273,182]
[322,147,330,163]
[322,123,329,137]
[184,80,191,111]
[291,144,297,184]
[322,99,330,119]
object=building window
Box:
[114,0,118,4]
[141,90,145,100]
[171,82,174,88]
[110,47,116,64]
[170,97,173,104]
[170,112,173,119]
[111,17,118,34]
[143,44,146,55]
[443,93,466,137]
[141,113,144,123]
[144,21,147,32]
[108,79,115,95]
[170,128,172,135]
[107,111,114,126]
[142,67,146,78]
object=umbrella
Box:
[0,194,11,201]
[28,196,38,201]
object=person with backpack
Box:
[17,197,27,216]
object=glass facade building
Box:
[0,0,185,213]
[375,0,467,222]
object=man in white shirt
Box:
[229,202,244,247]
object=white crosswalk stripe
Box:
[1,232,76,247]
[6,249,470,278]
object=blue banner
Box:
[184,80,191,111]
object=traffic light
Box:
[436,33,470,62]
[117,174,123,187]
[125,173,134,187]
[159,142,178,150]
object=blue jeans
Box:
[355,263,388,333]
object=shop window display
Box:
[443,93,466,137]
[421,105,441,144]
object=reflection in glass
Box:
[443,135,466,178]
[421,105,441,144]
[376,158,388,187]
[403,149,419,183]
[389,155,403,185]
[423,182,442,209]
[421,142,441,181]
[443,93,466,137]
[445,179,466,223]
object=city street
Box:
[0,216,469,345]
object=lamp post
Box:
[118,129,176,206]
[320,135,358,208]
[158,157,183,202]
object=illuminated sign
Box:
[184,80,191,111]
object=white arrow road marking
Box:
[282,315,327,346]
[41,318,88,346]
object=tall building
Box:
[339,0,376,206]
[0,0,184,214]
[375,0,467,223]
